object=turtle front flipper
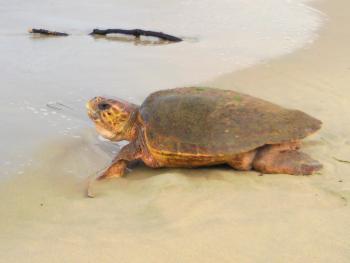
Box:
[253,144,322,175]
[98,142,142,180]
[98,160,128,180]
[87,142,142,197]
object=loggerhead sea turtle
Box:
[87,87,322,180]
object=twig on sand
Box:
[89,28,182,42]
[86,179,96,198]
[333,157,350,164]
[29,28,69,36]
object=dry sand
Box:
[1,0,350,262]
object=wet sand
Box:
[1,0,350,262]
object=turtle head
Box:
[86,97,138,141]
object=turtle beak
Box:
[86,97,101,121]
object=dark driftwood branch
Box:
[28,28,182,42]
[333,157,350,164]
[90,28,182,42]
[29,28,69,36]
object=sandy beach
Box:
[1,0,350,262]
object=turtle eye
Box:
[98,102,111,111]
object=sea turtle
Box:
[87,87,322,180]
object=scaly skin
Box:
[86,96,322,180]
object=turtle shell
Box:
[139,87,321,156]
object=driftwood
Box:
[28,27,182,42]
[29,28,69,36]
[333,157,350,164]
[90,28,182,42]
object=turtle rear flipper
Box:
[253,145,322,175]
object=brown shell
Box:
[139,87,321,155]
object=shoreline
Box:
[206,0,348,117]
